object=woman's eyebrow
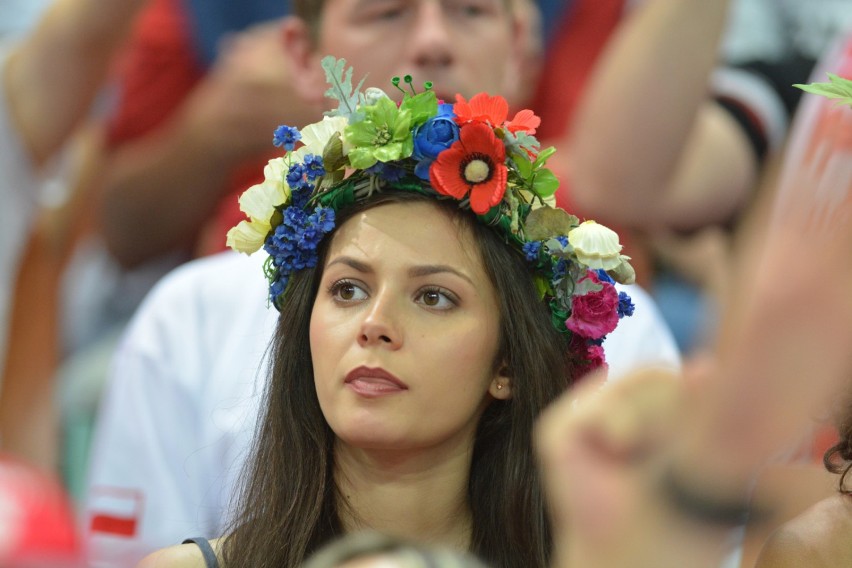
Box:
[326,256,373,273]
[408,264,474,286]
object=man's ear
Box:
[280,16,326,105]
[489,366,514,400]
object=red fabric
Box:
[534,0,651,285]
[104,0,267,255]
[106,0,204,147]
[530,0,626,141]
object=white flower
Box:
[568,220,624,270]
[292,116,348,163]
[226,157,290,254]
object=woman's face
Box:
[310,201,509,454]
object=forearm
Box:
[568,0,750,228]
[99,121,234,268]
[3,0,146,166]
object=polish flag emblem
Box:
[87,487,144,538]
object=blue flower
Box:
[303,154,326,181]
[522,241,542,262]
[555,235,569,247]
[287,163,309,190]
[310,207,336,233]
[617,291,635,319]
[596,269,615,284]
[269,276,289,307]
[412,103,459,181]
[263,205,336,285]
[365,162,406,183]
[273,125,301,151]
[552,258,569,280]
[290,184,311,210]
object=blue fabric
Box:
[182,0,291,68]
[538,0,574,44]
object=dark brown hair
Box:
[222,192,572,567]
[823,396,852,495]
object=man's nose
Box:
[408,0,453,70]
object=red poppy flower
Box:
[430,122,508,214]
[505,108,541,135]
[454,93,508,126]
[454,93,540,135]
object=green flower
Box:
[344,97,414,169]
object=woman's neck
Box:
[334,441,475,551]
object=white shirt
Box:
[83,250,681,567]
[0,44,40,384]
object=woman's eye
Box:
[417,287,457,310]
[330,281,368,302]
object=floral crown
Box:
[227,57,636,375]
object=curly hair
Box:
[823,396,852,495]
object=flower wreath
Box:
[227,56,636,376]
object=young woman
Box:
[139,58,635,568]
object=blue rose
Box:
[412,103,459,180]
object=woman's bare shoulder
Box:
[755,495,852,568]
[135,538,224,568]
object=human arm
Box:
[566,0,760,230]
[98,17,323,267]
[537,43,852,567]
[2,0,145,167]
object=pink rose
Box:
[569,337,609,382]
[565,275,619,340]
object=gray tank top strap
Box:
[182,537,220,568]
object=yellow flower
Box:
[226,157,290,254]
[568,220,624,270]
[292,116,348,163]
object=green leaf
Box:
[321,56,367,120]
[512,152,533,179]
[347,147,379,170]
[531,168,560,198]
[525,207,578,240]
[573,278,603,295]
[533,146,557,169]
[607,258,636,285]
[321,134,347,172]
[533,275,550,300]
[401,90,439,127]
[794,73,852,107]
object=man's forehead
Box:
[322,0,511,17]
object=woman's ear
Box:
[280,16,326,105]
[489,366,513,400]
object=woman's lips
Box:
[344,366,408,397]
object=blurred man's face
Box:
[315,0,522,105]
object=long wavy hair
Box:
[222,192,574,567]
[823,395,852,495]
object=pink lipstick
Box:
[345,366,408,398]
